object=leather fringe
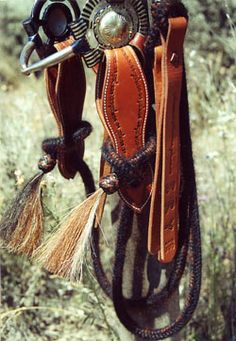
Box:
[0,172,44,256]
[33,188,106,281]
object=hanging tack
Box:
[33,188,106,281]
[0,172,44,256]
[0,153,57,256]
[38,154,57,173]
[99,173,120,195]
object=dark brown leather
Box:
[96,46,152,213]
[148,17,188,263]
[45,38,86,179]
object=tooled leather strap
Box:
[94,39,148,224]
[45,38,86,179]
[148,17,188,263]
[96,46,152,213]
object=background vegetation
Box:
[0,0,236,340]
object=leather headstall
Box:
[0,1,202,340]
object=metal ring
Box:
[20,38,91,75]
[20,40,37,76]
[20,43,75,75]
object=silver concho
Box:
[74,0,149,67]
[96,10,133,48]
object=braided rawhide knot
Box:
[38,154,57,173]
[99,173,120,194]
[145,0,188,53]
[151,0,170,30]
[42,121,92,157]
[151,0,188,28]
[100,136,156,193]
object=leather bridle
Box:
[0,1,201,339]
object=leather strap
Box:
[148,17,188,263]
[45,38,86,179]
[96,46,152,213]
[129,33,146,57]
[148,45,163,256]
[94,132,110,229]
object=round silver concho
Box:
[94,6,137,48]
[75,0,148,67]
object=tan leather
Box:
[45,38,86,179]
[96,46,152,213]
[94,131,110,229]
[147,46,163,256]
[148,17,188,263]
[94,34,146,75]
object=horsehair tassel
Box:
[0,172,44,256]
[33,188,106,281]
[0,155,56,256]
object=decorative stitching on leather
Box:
[102,47,152,212]
[103,51,119,151]
[126,46,149,148]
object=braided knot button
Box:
[99,173,120,195]
[38,154,57,174]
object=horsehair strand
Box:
[0,172,44,256]
[33,188,105,280]
[70,188,105,281]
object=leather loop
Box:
[129,33,146,57]
[148,17,188,263]
[45,38,86,179]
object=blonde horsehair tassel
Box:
[33,188,106,280]
[0,173,44,256]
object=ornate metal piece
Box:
[96,10,132,47]
[20,0,149,73]
[78,0,148,65]
[20,44,75,75]
[93,3,138,48]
